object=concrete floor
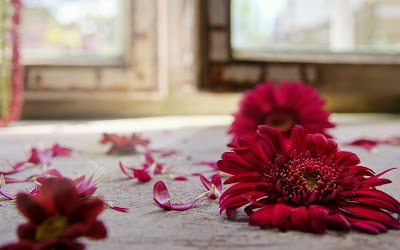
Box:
[1,115,400,250]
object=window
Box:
[22,0,204,118]
[231,0,400,55]
[23,0,162,94]
[22,0,124,65]
[201,0,400,112]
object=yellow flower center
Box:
[35,216,68,241]
[304,174,317,190]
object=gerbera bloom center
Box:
[35,216,68,241]
[275,151,340,205]
[304,174,317,190]
[263,110,297,134]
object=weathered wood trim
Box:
[24,0,160,93]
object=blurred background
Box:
[9,0,400,119]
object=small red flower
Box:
[35,169,129,213]
[0,178,107,249]
[218,125,400,234]
[229,81,334,143]
[100,133,150,154]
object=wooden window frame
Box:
[22,0,173,118]
[24,0,168,98]
[200,0,400,112]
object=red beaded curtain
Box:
[0,0,23,127]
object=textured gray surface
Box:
[1,115,400,250]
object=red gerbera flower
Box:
[0,178,107,249]
[100,133,150,154]
[218,125,400,234]
[229,81,334,143]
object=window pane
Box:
[231,0,400,54]
[21,0,123,61]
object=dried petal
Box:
[153,181,199,211]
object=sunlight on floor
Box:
[0,116,233,135]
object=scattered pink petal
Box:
[133,169,153,182]
[344,139,381,151]
[199,173,222,198]
[45,168,63,178]
[51,143,73,156]
[194,160,218,170]
[345,136,400,151]
[0,188,15,200]
[119,161,156,182]
[3,175,35,184]
[174,176,188,181]
[119,161,135,178]
[110,206,129,212]
[73,171,99,196]
[143,150,164,174]
[119,151,165,182]
[0,161,27,175]
[0,175,16,200]
[153,181,199,211]
[100,133,150,154]
[153,175,223,211]
[27,148,53,164]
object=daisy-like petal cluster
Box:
[0,178,107,249]
[229,81,334,143]
[218,125,400,233]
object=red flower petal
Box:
[153,181,171,208]
[16,223,35,240]
[271,203,292,231]
[291,206,310,232]
[27,148,53,164]
[133,169,153,182]
[51,144,72,156]
[39,177,79,216]
[309,205,330,233]
[345,139,380,151]
[153,181,198,211]
[109,206,129,212]
[174,176,188,181]
[119,161,135,179]
[16,193,49,225]
[248,204,275,227]
[0,161,27,175]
